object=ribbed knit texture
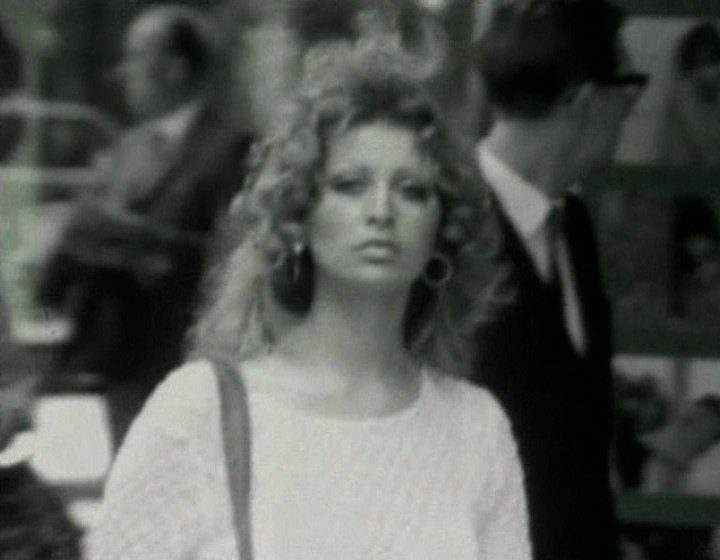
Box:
[89,361,531,560]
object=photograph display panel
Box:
[590,167,720,357]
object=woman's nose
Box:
[365,182,394,225]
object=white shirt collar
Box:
[150,100,202,148]
[477,142,552,239]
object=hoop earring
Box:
[290,240,305,283]
[272,240,305,283]
[422,252,452,288]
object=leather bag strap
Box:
[213,361,254,560]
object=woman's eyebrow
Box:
[325,166,370,177]
[392,167,434,180]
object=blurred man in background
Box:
[472,1,648,558]
[38,5,252,450]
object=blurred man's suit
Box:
[36,6,254,450]
[41,103,252,448]
[101,106,251,446]
[473,149,617,560]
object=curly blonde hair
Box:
[190,40,505,377]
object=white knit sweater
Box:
[89,361,531,560]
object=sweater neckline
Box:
[246,368,430,428]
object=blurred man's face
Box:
[119,17,169,120]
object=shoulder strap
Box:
[213,361,254,560]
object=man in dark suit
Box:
[472,2,648,559]
[39,5,252,450]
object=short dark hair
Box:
[476,0,625,118]
[162,14,212,82]
[675,22,720,75]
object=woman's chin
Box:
[329,271,417,295]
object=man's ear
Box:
[166,55,190,87]
[558,82,596,122]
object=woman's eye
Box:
[398,182,435,202]
[326,177,366,195]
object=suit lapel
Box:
[126,105,221,210]
[109,127,172,206]
[147,105,209,193]
[488,190,547,299]
[136,128,178,199]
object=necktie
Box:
[548,197,588,355]
[546,199,565,287]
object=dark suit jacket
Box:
[473,193,619,560]
[43,104,253,381]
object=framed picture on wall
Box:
[588,166,720,357]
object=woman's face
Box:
[307,121,441,292]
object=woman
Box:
[89,40,530,559]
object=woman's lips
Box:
[355,240,399,257]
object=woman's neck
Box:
[247,280,425,419]
[278,281,413,387]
